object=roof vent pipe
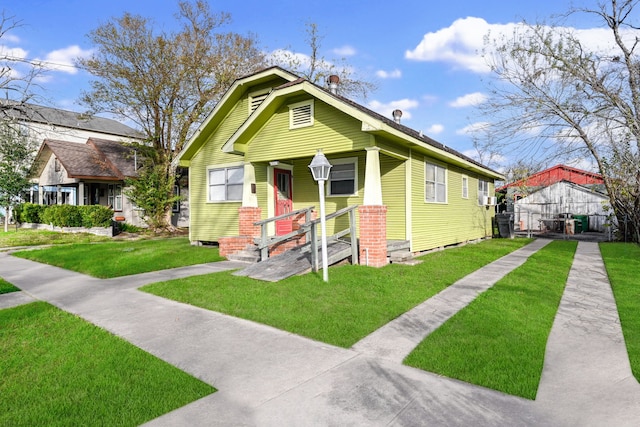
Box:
[328,75,340,94]
[392,109,403,124]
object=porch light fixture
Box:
[308,149,333,282]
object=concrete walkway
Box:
[1,240,639,426]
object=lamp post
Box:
[308,149,332,282]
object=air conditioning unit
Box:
[482,196,497,206]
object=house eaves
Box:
[222,78,503,180]
[176,66,299,166]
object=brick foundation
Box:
[358,205,388,267]
[239,207,262,237]
[219,236,254,258]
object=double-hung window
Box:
[426,162,447,203]
[462,175,469,199]
[478,179,489,205]
[208,165,244,202]
[328,158,357,196]
[108,184,123,211]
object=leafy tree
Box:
[270,22,377,100]
[477,0,640,242]
[78,1,266,231]
[0,122,36,231]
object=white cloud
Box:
[456,121,489,135]
[405,17,504,73]
[333,45,356,56]
[376,68,402,79]
[405,16,640,75]
[426,124,444,134]
[449,92,487,107]
[39,45,93,74]
[0,45,29,60]
[368,98,419,120]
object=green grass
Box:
[0,278,20,294]
[0,229,111,248]
[403,240,577,400]
[12,237,224,278]
[0,301,215,427]
[600,242,640,382]
[142,238,532,348]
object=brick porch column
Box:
[359,205,387,267]
[238,206,262,237]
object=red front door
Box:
[274,169,293,235]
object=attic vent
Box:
[249,89,270,114]
[289,100,314,129]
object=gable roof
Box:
[178,67,502,179]
[497,164,604,192]
[1,101,142,138]
[517,180,608,202]
[32,138,138,180]
[178,66,299,161]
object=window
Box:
[289,100,314,129]
[54,158,61,172]
[328,158,357,196]
[208,165,244,202]
[426,162,447,203]
[249,89,270,114]
[478,179,489,205]
[461,175,469,199]
[108,184,123,211]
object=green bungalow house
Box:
[176,67,503,267]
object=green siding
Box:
[246,99,369,162]
[188,98,249,242]
[410,152,495,252]
[380,154,406,240]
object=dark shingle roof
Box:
[1,101,141,138]
[37,139,138,180]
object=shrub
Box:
[16,203,46,223]
[79,205,114,228]
[41,205,83,227]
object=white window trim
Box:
[461,175,469,199]
[288,100,314,129]
[206,162,245,203]
[327,157,358,197]
[248,88,270,114]
[425,161,448,204]
[478,179,489,205]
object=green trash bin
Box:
[574,215,589,233]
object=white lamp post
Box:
[308,149,332,282]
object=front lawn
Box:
[600,242,640,382]
[0,302,215,427]
[142,238,532,348]
[0,278,20,294]
[403,240,577,400]
[0,229,111,248]
[13,237,224,278]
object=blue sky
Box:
[3,0,598,165]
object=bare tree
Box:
[477,0,640,242]
[0,11,48,112]
[271,22,377,100]
[77,1,266,230]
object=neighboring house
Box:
[30,138,189,228]
[2,102,189,228]
[1,101,142,145]
[31,138,145,226]
[514,180,610,232]
[176,67,503,266]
